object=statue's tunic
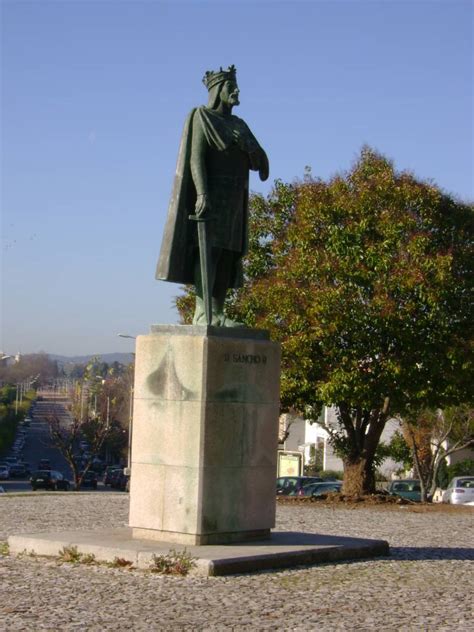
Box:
[156,106,266,287]
[206,142,247,252]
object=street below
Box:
[1,395,108,492]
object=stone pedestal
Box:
[128,325,281,545]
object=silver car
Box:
[442,476,474,505]
[0,466,10,480]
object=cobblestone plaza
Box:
[1,494,472,631]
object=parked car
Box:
[117,471,130,492]
[91,458,105,474]
[8,463,29,478]
[37,459,51,470]
[109,469,130,492]
[276,476,324,496]
[30,470,70,491]
[388,479,422,502]
[103,466,122,486]
[78,471,98,490]
[110,468,126,489]
[17,461,31,476]
[0,465,10,480]
[299,481,343,497]
[442,476,474,505]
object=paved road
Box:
[1,397,108,492]
[26,399,72,472]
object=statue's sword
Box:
[189,214,213,325]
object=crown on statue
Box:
[202,65,237,91]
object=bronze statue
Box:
[156,65,269,326]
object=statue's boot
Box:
[192,297,207,325]
[211,297,245,328]
[221,316,246,328]
[192,257,245,327]
[193,302,244,328]
[192,297,223,326]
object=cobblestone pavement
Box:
[0,494,473,631]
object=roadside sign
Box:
[277,451,303,477]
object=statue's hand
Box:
[249,148,269,181]
[258,151,269,182]
[195,193,211,218]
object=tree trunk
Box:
[338,402,389,496]
[342,458,376,495]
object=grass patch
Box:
[150,548,197,576]
[58,545,83,563]
[57,546,96,565]
[57,548,135,568]
[108,557,133,568]
[0,541,9,555]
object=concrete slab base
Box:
[8,528,389,576]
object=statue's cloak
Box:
[155,107,263,287]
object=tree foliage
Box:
[0,353,59,385]
[383,430,413,472]
[0,387,34,453]
[177,147,474,494]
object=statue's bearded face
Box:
[220,80,240,107]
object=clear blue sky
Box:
[1,0,472,357]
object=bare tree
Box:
[46,394,111,491]
[401,405,474,501]
[279,409,302,444]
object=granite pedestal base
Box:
[128,325,281,545]
[8,528,390,576]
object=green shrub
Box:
[447,459,474,479]
[0,392,35,453]
[316,469,344,481]
[437,459,474,488]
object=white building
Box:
[280,407,403,477]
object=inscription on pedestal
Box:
[224,352,267,365]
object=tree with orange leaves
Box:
[177,148,473,495]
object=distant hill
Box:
[48,352,134,367]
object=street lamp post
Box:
[15,384,19,415]
[127,386,134,471]
[116,333,135,474]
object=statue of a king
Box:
[155,65,269,326]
